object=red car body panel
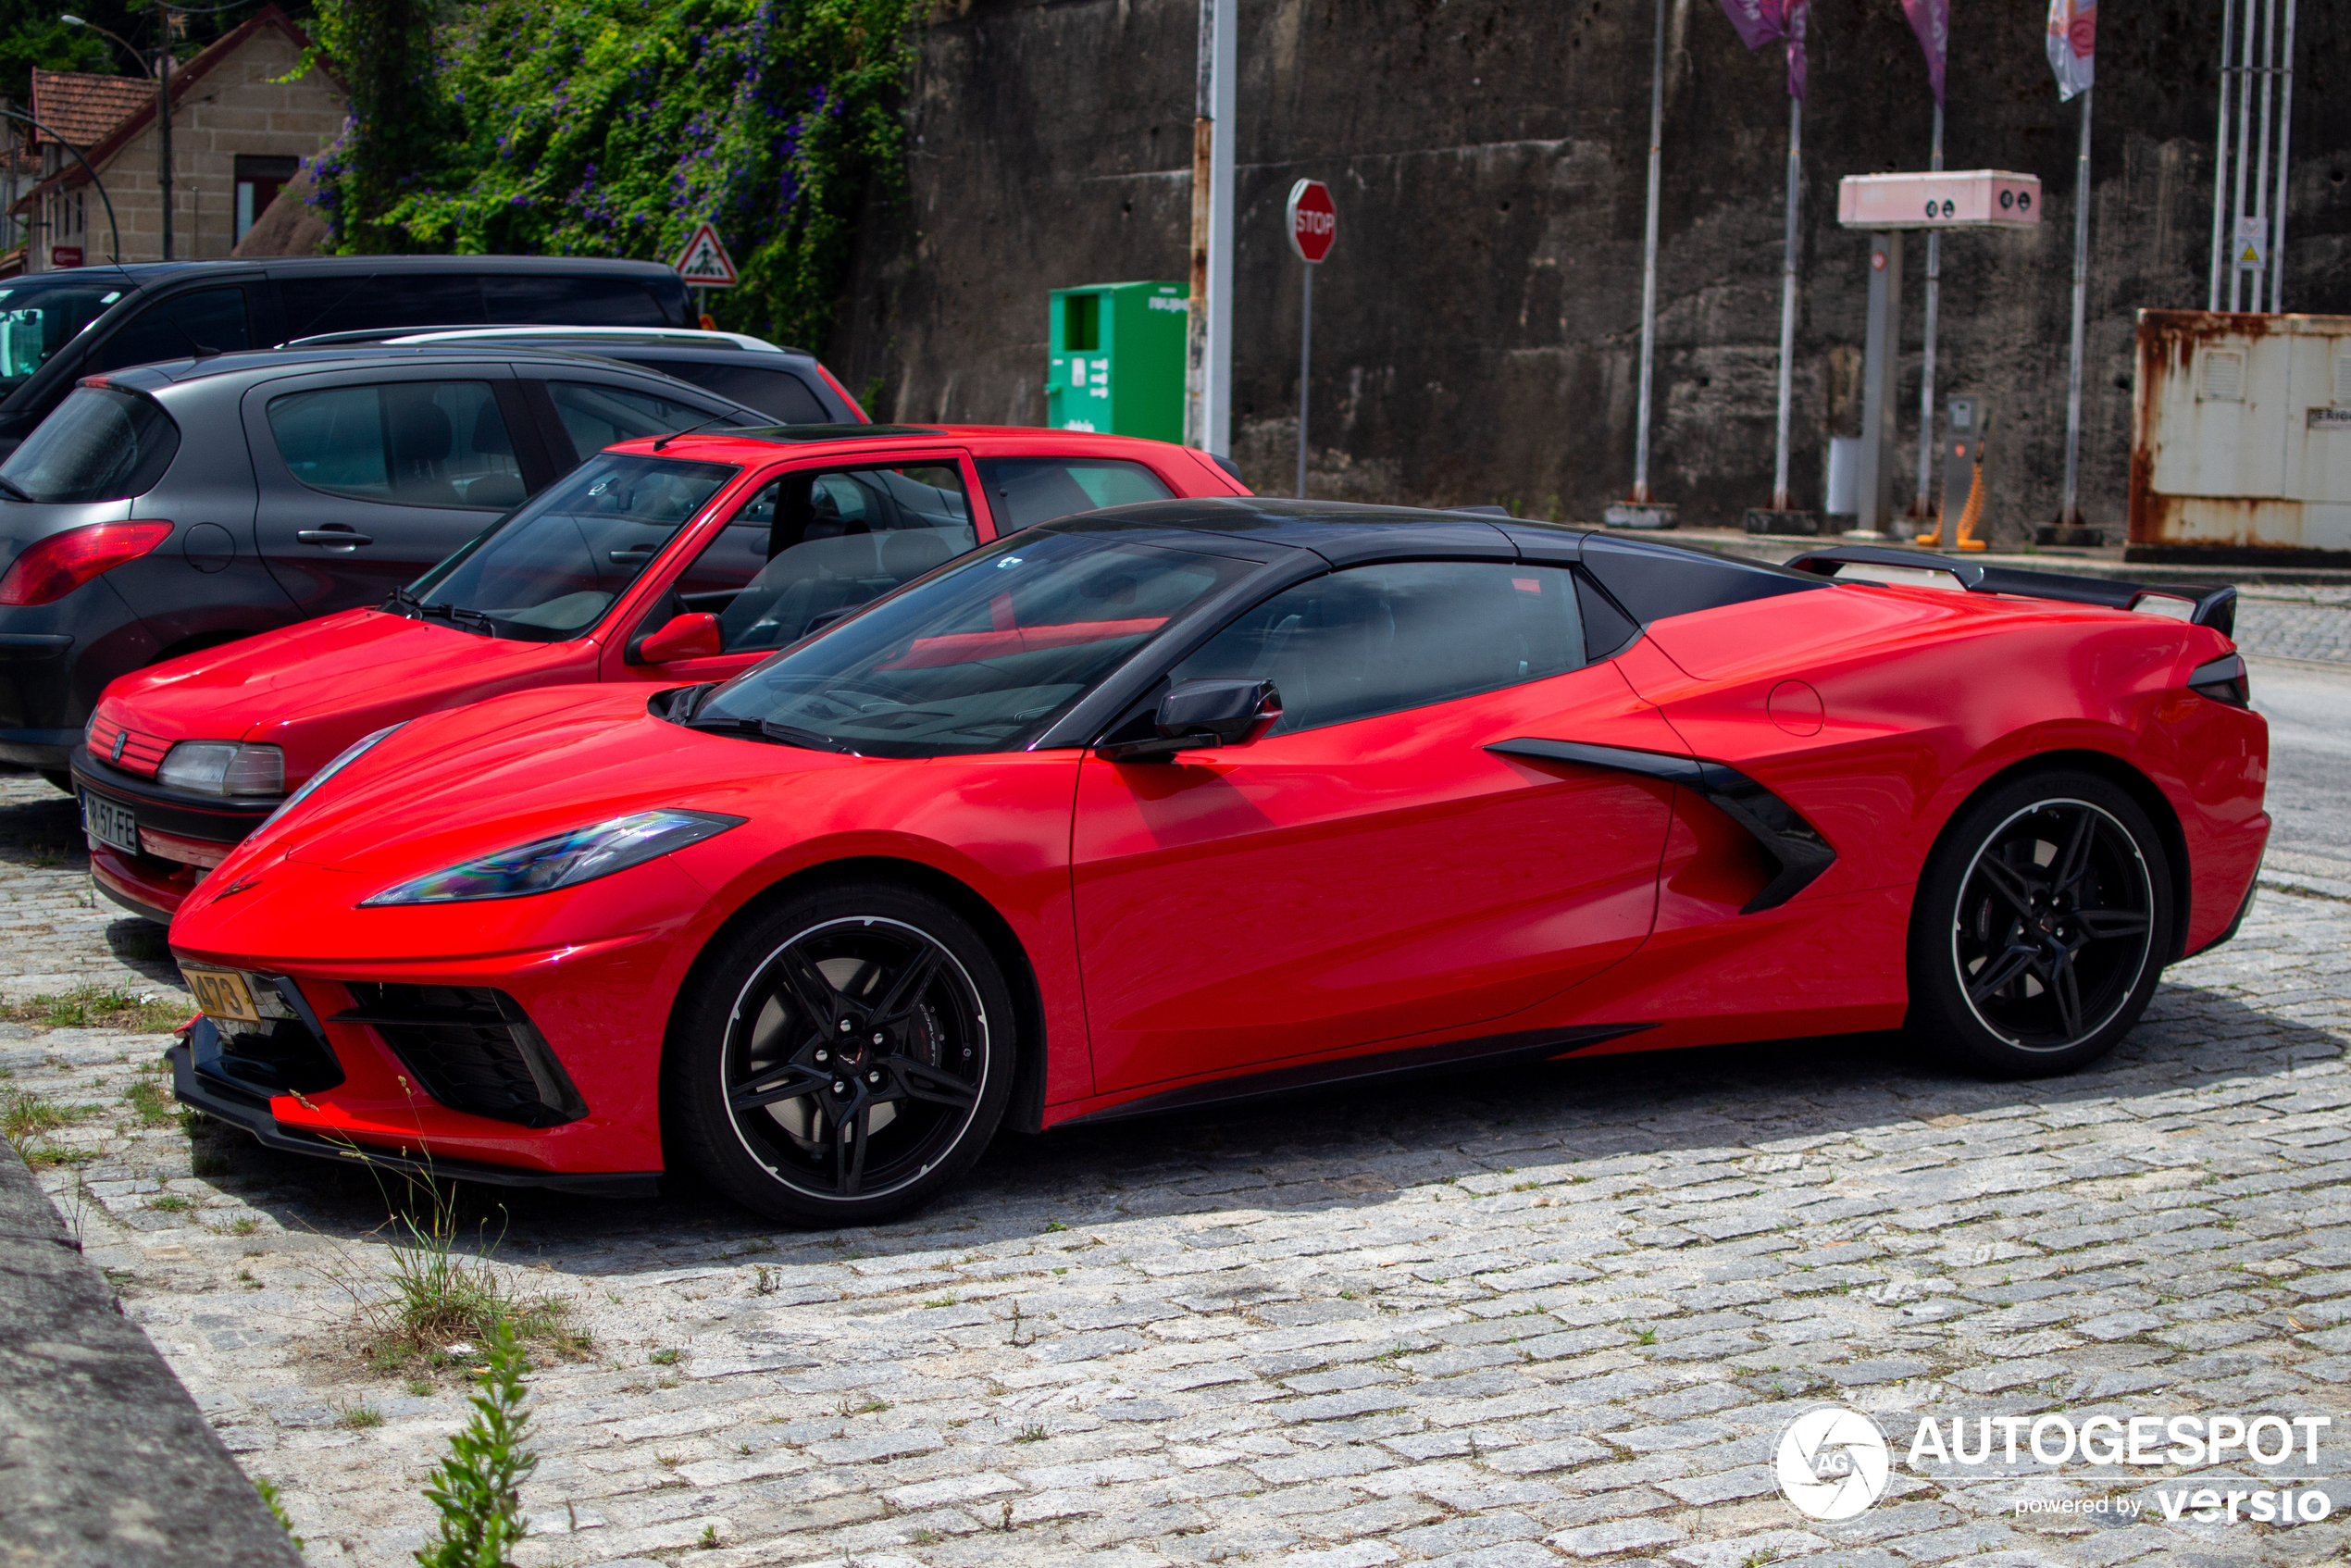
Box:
[164,517,2270,1183]
[81,429,1244,920]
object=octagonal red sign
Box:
[1287,179,1336,264]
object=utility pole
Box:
[155,0,172,259]
[1185,0,1236,456]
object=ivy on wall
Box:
[306,0,915,350]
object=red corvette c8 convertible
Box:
[167,503,2268,1226]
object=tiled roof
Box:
[30,70,155,151]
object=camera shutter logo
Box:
[1777,1407,1892,1520]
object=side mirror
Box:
[1098,678,1283,762]
[634,612,723,664]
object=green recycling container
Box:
[1046,280,1188,442]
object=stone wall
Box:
[838,0,2351,541]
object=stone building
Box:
[12,6,343,271]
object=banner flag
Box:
[1716,0,1810,100]
[1898,0,1948,105]
[2046,0,2096,100]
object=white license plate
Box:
[181,965,261,1024]
[82,790,139,855]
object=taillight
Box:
[0,521,174,606]
[2187,651,2249,708]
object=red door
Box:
[1072,570,1686,1095]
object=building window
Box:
[233,155,301,243]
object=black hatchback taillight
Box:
[2187,652,2250,708]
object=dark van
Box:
[0,255,692,457]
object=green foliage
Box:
[311,0,916,350]
[416,1319,538,1568]
[253,1476,303,1549]
[302,0,448,255]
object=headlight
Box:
[158,741,284,797]
[358,809,745,906]
[259,724,404,831]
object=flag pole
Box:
[2267,0,2295,313]
[1770,90,1801,513]
[1631,0,1666,507]
[2059,86,2093,529]
[1910,102,1944,527]
[2207,0,2235,310]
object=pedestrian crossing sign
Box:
[676,222,740,288]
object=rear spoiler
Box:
[1785,545,2237,640]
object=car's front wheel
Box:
[665,878,1015,1226]
[1907,769,2172,1076]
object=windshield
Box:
[0,386,180,503]
[0,275,133,396]
[686,529,1261,757]
[405,453,737,639]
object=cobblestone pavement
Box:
[2233,591,2351,667]
[6,724,2351,1568]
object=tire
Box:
[1907,768,2172,1077]
[40,770,72,794]
[664,878,1016,1226]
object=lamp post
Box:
[59,12,165,259]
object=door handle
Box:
[296,529,373,548]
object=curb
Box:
[0,1140,304,1568]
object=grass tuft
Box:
[3,985,189,1033]
[3,1089,97,1142]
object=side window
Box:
[974,457,1173,532]
[482,275,667,326]
[545,380,711,461]
[653,361,830,423]
[91,288,251,371]
[1173,561,1585,736]
[706,465,977,653]
[278,275,488,338]
[266,380,524,509]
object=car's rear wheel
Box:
[665,878,1014,1226]
[1907,769,2171,1076]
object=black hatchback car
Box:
[0,345,777,781]
[0,255,696,459]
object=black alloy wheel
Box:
[666,880,1015,1226]
[1908,770,2171,1076]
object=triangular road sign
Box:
[676,222,739,289]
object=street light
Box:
[61,10,171,258]
[58,16,155,75]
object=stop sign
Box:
[1287,179,1336,264]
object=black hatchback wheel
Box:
[1908,770,2172,1076]
[666,880,1015,1226]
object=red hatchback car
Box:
[73,426,1243,920]
[165,507,2266,1226]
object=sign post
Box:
[674,222,740,328]
[1286,180,1335,498]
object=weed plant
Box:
[416,1320,538,1568]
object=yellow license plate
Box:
[182,965,260,1024]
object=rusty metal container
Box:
[2130,309,2351,564]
